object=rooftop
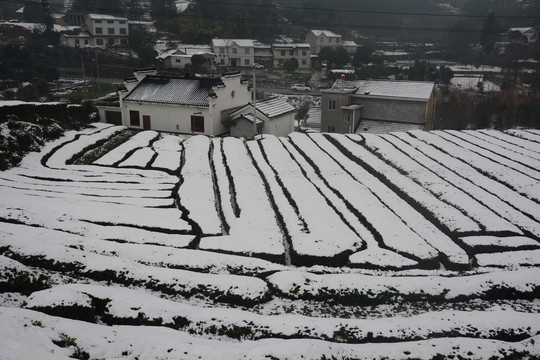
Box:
[211,39,255,48]
[123,76,224,107]
[356,119,425,134]
[308,30,341,38]
[254,97,295,118]
[330,79,435,101]
[88,13,128,21]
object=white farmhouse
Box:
[86,14,129,48]
[60,13,129,48]
[506,27,538,44]
[156,45,216,71]
[211,39,255,68]
[229,97,296,138]
[119,73,251,136]
[305,30,342,54]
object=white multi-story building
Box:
[85,13,129,48]
[211,39,255,68]
[305,30,342,54]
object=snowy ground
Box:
[1,124,540,359]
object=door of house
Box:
[143,115,151,130]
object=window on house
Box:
[107,20,114,24]
[302,51,307,56]
[84,39,88,45]
[75,39,80,46]
[244,59,250,65]
[281,50,285,56]
[175,59,182,63]
[119,20,126,24]
[95,27,103,34]
[191,115,204,133]
[95,20,102,23]
[302,59,307,65]
[245,48,250,54]
[327,126,336,133]
[108,28,115,35]
[129,110,140,126]
[220,48,224,54]
[96,39,104,45]
[328,100,336,110]
[289,50,294,56]
[232,48,237,54]
[220,59,225,65]
[119,28,127,35]
[344,114,350,122]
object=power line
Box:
[1,0,536,35]
[3,0,540,20]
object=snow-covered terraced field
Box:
[1,124,540,360]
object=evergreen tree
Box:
[481,11,500,55]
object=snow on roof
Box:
[236,113,264,125]
[508,27,536,33]
[272,43,310,49]
[356,119,425,134]
[254,97,295,118]
[332,79,435,101]
[308,30,341,38]
[123,76,223,107]
[342,40,358,47]
[211,39,255,48]
[88,13,128,21]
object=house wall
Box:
[121,101,212,134]
[272,45,311,69]
[85,15,129,48]
[321,91,353,133]
[262,113,295,136]
[321,91,430,133]
[306,32,342,54]
[213,42,255,67]
[60,35,93,48]
[230,119,257,138]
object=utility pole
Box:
[81,53,87,101]
[252,69,257,138]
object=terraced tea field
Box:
[1,124,540,359]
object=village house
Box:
[156,45,216,71]
[321,79,436,134]
[60,13,129,48]
[211,39,255,68]
[228,97,296,138]
[305,30,342,54]
[506,27,538,44]
[272,43,312,69]
[114,72,251,136]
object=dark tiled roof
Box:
[123,76,223,107]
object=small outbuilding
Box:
[229,97,296,138]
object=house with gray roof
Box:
[305,30,342,54]
[118,73,251,136]
[321,79,436,134]
[211,39,256,68]
[228,97,296,137]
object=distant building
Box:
[342,40,358,55]
[229,97,296,137]
[506,27,538,44]
[117,72,251,136]
[60,13,129,48]
[254,43,273,69]
[85,14,129,48]
[305,30,342,54]
[272,43,311,69]
[321,79,436,134]
[156,45,216,71]
[211,39,255,68]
